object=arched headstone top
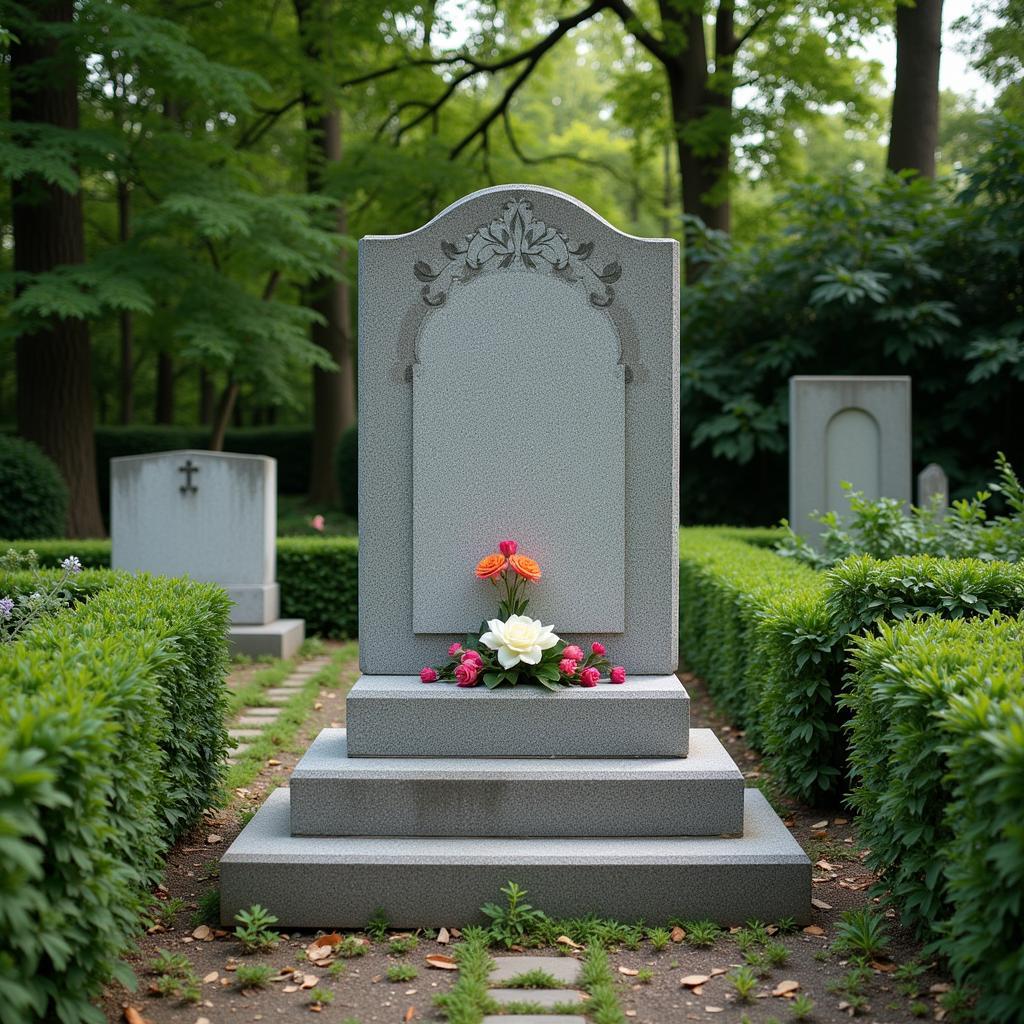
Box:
[358,184,679,675]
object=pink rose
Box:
[591,641,606,656]
[420,667,438,683]
[461,649,483,666]
[499,539,518,557]
[579,666,600,687]
[562,644,584,662]
[558,658,578,676]
[310,514,325,532]
[610,666,626,684]
[455,662,480,687]
[448,642,463,657]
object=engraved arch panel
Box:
[825,407,881,515]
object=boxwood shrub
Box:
[0,572,231,1024]
[843,614,1024,1023]
[0,436,68,540]
[3,537,360,640]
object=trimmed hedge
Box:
[0,571,231,1024]
[843,615,1024,1023]
[3,537,360,640]
[0,436,68,539]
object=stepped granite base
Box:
[220,788,810,927]
[229,618,305,659]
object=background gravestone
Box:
[111,450,304,657]
[789,376,912,546]
[358,186,678,674]
[917,462,949,510]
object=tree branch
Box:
[236,96,303,149]
[606,0,670,65]
[732,5,776,54]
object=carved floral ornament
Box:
[413,198,623,308]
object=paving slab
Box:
[228,728,263,739]
[219,789,810,927]
[482,1017,587,1024]
[264,688,302,700]
[346,674,689,757]
[235,715,278,727]
[489,989,585,1006]
[290,729,743,837]
[240,707,282,717]
[489,957,581,985]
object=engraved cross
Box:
[178,459,200,494]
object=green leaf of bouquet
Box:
[483,672,502,689]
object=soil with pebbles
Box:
[99,659,957,1024]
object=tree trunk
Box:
[209,378,239,451]
[295,0,357,506]
[198,366,214,425]
[155,351,174,423]
[118,178,134,424]
[888,0,943,177]
[10,0,105,537]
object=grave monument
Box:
[110,450,305,658]
[789,375,912,546]
[220,185,809,925]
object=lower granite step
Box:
[219,788,810,927]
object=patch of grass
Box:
[635,967,654,983]
[728,965,759,1001]
[308,986,334,1006]
[328,960,347,978]
[481,881,550,949]
[578,943,627,1024]
[831,908,890,960]
[743,949,771,978]
[149,896,185,928]
[775,916,798,934]
[434,926,498,1021]
[149,949,200,1003]
[790,992,815,1020]
[386,963,418,983]
[498,1000,585,1014]
[191,888,220,928]
[235,963,272,989]
[502,968,562,989]
[387,934,419,956]
[366,906,389,942]
[646,926,670,951]
[765,940,790,966]
[336,935,369,958]
[671,919,721,949]
[910,1000,929,1017]
[233,904,279,953]
[805,837,861,864]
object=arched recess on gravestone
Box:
[825,407,881,515]
[409,199,626,634]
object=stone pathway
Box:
[226,654,332,764]
[483,956,588,1024]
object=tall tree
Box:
[8,0,105,536]
[295,0,356,505]
[888,0,944,176]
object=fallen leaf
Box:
[816,859,835,871]
[834,817,849,825]
[301,974,318,989]
[811,898,833,910]
[206,834,222,845]
[811,819,829,829]
[313,932,341,947]
[404,1007,415,1022]
[670,925,686,943]
[192,925,211,940]
[283,984,298,993]
[709,968,727,976]
[203,971,218,984]
[803,925,825,936]
[625,1012,637,1018]
[705,1007,724,1014]
[124,1009,151,1024]
[306,945,332,963]
[267,759,281,766]
[930,982,952,994]
[870,959,897,973]
[765,925,779,935]
[437,927,450,945]
[314,702,323,710]
[692,985,703,995]
[772,980,801,997]
[195,1019,211,1024]
[449,928,462,938]
[618,967,639,976]
[681,974,710,987]
[425,954,458,971]
[557,935,584,949]
[728,926,742,934]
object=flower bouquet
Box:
[420,540,627,691]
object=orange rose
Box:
[509,554,541,581]
[475,553,507,579]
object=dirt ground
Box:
[102,656,959,1024]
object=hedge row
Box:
[0,571,231,1024]
[679,530,1024,802]
[844,615,1024,1023]
[7,537,361,640]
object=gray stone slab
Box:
[111,451,277,625]
[229,619,305,660]
[489,989,585,1007]
[483,1018,587,1024]
[235,717,275,728]
[228,729,264,739]
[219,788,810,927]
[290,729,741,837]
[789,376,911,547]
[489,957,581,985]
[359,185,678,676]
[238,707,281,718]
[345,674,689,758]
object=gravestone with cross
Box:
[110,450,305,658]
[220,185,809,925]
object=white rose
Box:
[479,614,559,669]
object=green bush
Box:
[335,424,358,518]
[1,537,360,639]
[843,615,1024,1023]
[0,571,230,1024]
[0,436,68,539]
[678,528,824,745]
